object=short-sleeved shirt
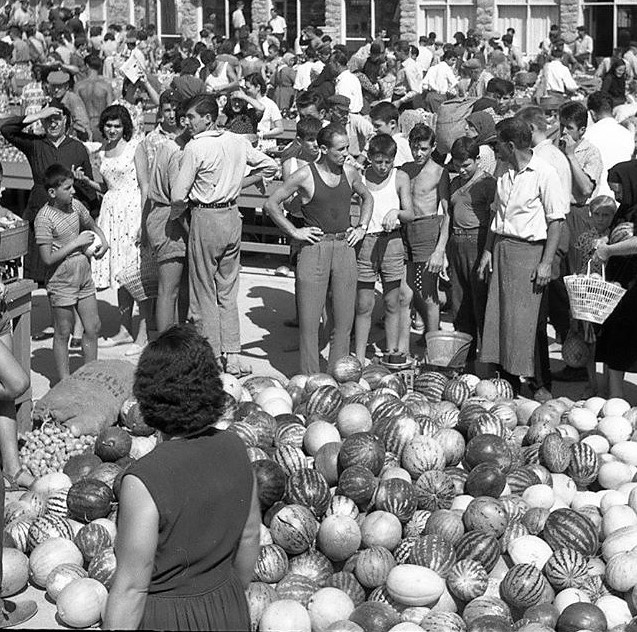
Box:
[34,200,92,256]
[450,170,497,230]
[571,138,604,204]
[491,153,568,241]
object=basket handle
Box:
[586,260,606,281]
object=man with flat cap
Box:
[47,70,92,141]
[327,94,374,161]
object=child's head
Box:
[451,137,480,180]
[559,101,588,142]
[296,116,322,157]
[45,164,74,206]
[589,196,617,234]
[296,91,327,121]
[368,134,397,177]
[408,124,435,165]
[369,102,399,136]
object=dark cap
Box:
[327,94,350,110]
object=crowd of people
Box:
[0,1,633,629]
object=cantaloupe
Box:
[308,588,355,632]
[56,577,108,628]
[385,565,445,606]
[0,548,28,597]
[260,599,312,632]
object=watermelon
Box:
[401,436,446,479]
[464,434,513,472]
[499,563,547,611]
[73,522,111,564]
[338,433,385,475]
[27,515,74,552]
[542,508,599,557]
[361,365,392,390]
[443,379,471,407]
[349,602,400,632]
[94,427,132,461]
[555,602,607,632]
[373,478,417,522]
[254,543,289,583]
[243,410,277,448]
[273,445,307,476]
[371,400,419,457]
[287,550,333,587]
[413,372,449,403]
[285,468,331,517]
[414,470,455,511]
[306,385,343,422]
[120,398,155,436]
[337,465,378,508]
[270,504,319,555]
[326,571,366,607]
[544,547,588,590]
[455,530,500,573]
[88,546,117,589]
[464,462,506,498]
[331,356,363,383]
[355,546,396,589]
[88,462,123,489]
[463,496,508,537]
[408,534,456,577]
[66,479,114,523]
[393,536,418,563]
[252,459,286,510]
[567,442,599,488]
[424,509,465,544]
[276,573,319,607]
[63,454,103,483]
[447,558,488,601]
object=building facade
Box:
[92,0,635,58]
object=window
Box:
[346,0,372,40]
[417,0,475,44]
[496,0,558,55]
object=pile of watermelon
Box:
[219,357,637,632]
[2,401,160,628]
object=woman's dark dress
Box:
[596,214,637,372]
[125,430,254,631]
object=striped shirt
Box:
[34,200,93,256]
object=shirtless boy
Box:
[400,124,450,341]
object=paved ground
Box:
[8,252,637,628]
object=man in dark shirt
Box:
[66,6,85,37]
[1,101,98,283]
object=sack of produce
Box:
[434,97,478,154]
[32,360,135,436]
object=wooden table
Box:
[5,279,37,433]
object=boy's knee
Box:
[83,317,101,337]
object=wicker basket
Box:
[564,263,626,325]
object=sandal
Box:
[3,466,33,492]
[0,599,37,628]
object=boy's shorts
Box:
[403,215,441,263]
[146,203,187,263]
[46,254,95,308]
[357,230,404,287]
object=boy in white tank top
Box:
[355,134,415,363]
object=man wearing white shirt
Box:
[536,47,578,96]
[422,49,458,95]
[416,36,433,74]
[269,8,287,43]
[393,41,424,109]
[573,26,593,67]
[330,50,364,114]
[231,1,246,33]
[584,91,635,198]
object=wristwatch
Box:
[358,223,368,231]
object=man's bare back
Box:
[75,77,114,135]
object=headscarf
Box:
[466,110,497,145]
[608,160,637,217]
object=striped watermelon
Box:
[413,372,449,403]
[73,522,111,564]
[462,596,511,626]
[355,545,396,588]
[362,364,392,390]
[403,510,431,538]
[414,470,455,511]
[87,546,116,589]
[455,530,500,573]
[246,582,277,631]
[379,372,407,397]
[544,547,588,590]
[401,392,432,418]
[242,410,277,448]
[331,355,363,383]
[367,585,406,612]
[419,416,441,437]
[609,221,634,244]
[274,421,306,449]
[489,403,518,431]
[338,432,386,475]
[401,436,446,479]
[372,400,419,457]
[462,496,508,537]
[254,543,289,583]
[433,408,459,430]
[306,385,343,422]
[447,558,488,601]
[275,573,319,606]
[287,549,333,587]
[542,508,599,557]
[520,443,541,464]
[336,465,377,508]
[408,534,456,577]
[367,389,400,415]
[253,459,286,510]
[457,403,489,436]
[393,536,418,564]
[442,379,471,407]
[522,507,550,535]
[499,563,547,610]
[374,478,417,522]
[324,495,359,520]
[524,421,557,446]
[284,468,331,517]
[4,519,32,553]
[27,514,74,552]
[269,504,319,555]
[500,495,529,523]
[45,490,69,517]
[326,571,366,606]
[228,420,260,447]
[491,376,514,399]
[567,442,599,488]
[350,602,401,632]
[420,611,466,632]
[506,467,542,495]
[246,446,269,462]
[467,412,505,440]
[445,467,469,496]
[499,519,529,554]
[273,445,307,475]
[423,509,465,545]
[539,434,570,473]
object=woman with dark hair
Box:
[74,104,148,349]
[103,325,260,631]
[464,110,497,174]
[601,58,627,108]
[593,161,637,398]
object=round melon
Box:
[120,397,155,436]
[386,564,445,606]
[360,511,402,551]
[337,404,372,437]
[317,515,361,562]
[31,472,72,496]
[88,546,117,589]
[29,537,83,587]
[339,433,386,476]
[45,563,88,602]
[252,459,286,510]
[66,478,114,523]
[349,602,400,632]
[0,548,28,597]
[56,577,108,628]
[308,587,355,632]
[73,522,111,564]
[260,599,311,632]
[246,582,277,630]
[94,427,132,462]
[270,504,319,555]
[63,454,103,484]
[331,356,363,384]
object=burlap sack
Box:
[32,360,136,436]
